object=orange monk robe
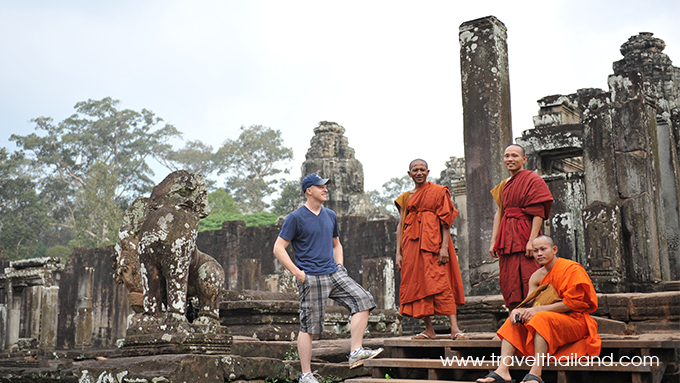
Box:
[395,182,465,318]
[497,257,601,358]
[491,169,553,306]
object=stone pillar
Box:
[437,157,470,295]
[75,267,94,349]
[27,285,43,341]
[239,258,261,291]
[8,283,21,347]
[459,16,513,295]
[0,303,5,350]
[580,90,626,292]
[40,286,59,349]
[665,113,680,279]
[613,32,680,282]
[361,257,395,310]
[609,71,669,283]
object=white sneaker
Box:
[348,347,384,369]
[299,372,322,383]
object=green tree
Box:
[0,148,50,259]
[45,245,71,261]
[199,188,239,231]
[272,179,301,216]
[367,176,412,217]
[10,97,182,248]
[207,188,240,215]
[166,140,218,190]
[367,175,434,217]
[199,189,278,231]
[214,125,294,213]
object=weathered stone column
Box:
[459,16,513,295]
[27,285,43,341]
[239,258,261,291]
[609,71,669,284]
[579,90,625,292]
[613,32,680,281]
[75,266,94,349]
[40,286,60,349]
[0,303,5,350]
[361,257,396,310]
[8,283,20,347]
[657,116,680,280]
[437,157,470,295]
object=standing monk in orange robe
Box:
[395,159,467,340]
[489,144,553,309]
[477,235,600,383]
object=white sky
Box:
[1,0,679,193]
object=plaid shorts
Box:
[297,265,376,334]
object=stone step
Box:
[383,334,680,349]
[347,379,471,383]
[365,358,655,372]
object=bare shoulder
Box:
[531,267,548,283]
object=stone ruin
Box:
[301,121,374,217]
[0,16,679,383]
[114,170,231,356]
[456,17,680,295]
[0,257,61,352]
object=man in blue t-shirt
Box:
[273,174,383,383]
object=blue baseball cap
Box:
[301,173,330,192]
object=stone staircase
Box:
[347,333,680,383]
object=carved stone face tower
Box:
[301,121,371,216]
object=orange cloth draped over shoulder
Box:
[497,257,601,358]
[395,182,465,318]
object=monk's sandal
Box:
[349,347,384,369]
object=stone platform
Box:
[0,336,386,382]
[220,290,401,341]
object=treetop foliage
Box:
[9,97,183,249]
[199,188,277,231]
[215,125,294,213]
[1,99,295,259]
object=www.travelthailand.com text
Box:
[440,353,659,367]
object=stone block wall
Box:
[196,216,400,309]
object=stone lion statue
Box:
[114,170,225,326]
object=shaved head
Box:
[409,158,428,170]
[506,144,527,157]
[534,234,554,246]
[506,144,526,157]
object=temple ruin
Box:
[0,15,678,383]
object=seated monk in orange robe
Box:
[477,235,601,383]
[490,144,553,309]
[395,159,466,340]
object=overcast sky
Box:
[1,0,678,193]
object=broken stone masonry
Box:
[0,17,679,383]
[457,17,679,296]
[0,257,61,352]
[515,32,680,293]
